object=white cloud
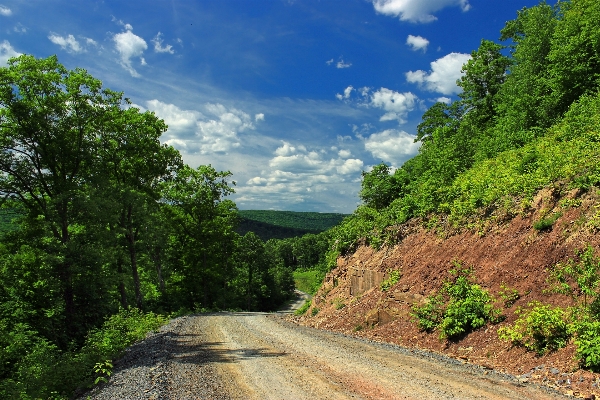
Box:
[0,40,21,65]
[371,0,471,23]
[146,99,204,138]
[113,28,148,77]
[151,32,174,54]
[406,34,429,52]
[326,58,334,65]
[338,149,352,158]
[198,104,256,154]
[0,5,11,16]
[336,85,354,101]
[85,37,98,47]
[363,129,420,166]
[370,88,417,123]
[437,96,451,104]
[337,59,352,69]
[255,113,265,122]
[337,158,363,174]
[48,33,83,53]
[406,52,470,95]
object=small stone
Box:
[550,368,560,375]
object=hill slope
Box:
[237,210,346,241]
[295,185,600,397]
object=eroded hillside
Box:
[295,185,600,398]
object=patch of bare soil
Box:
[294,186,600,399]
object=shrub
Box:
[573,320,600,371]
[294,300,311,316]
[380,269,401,292]
[412,293,445,332]
[411,264,502,339]
[498,301,571,355]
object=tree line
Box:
[0,55,296,396]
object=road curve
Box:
[84,305,567,399]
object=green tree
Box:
[0,55,127,340]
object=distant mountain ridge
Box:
[237,210,347,241]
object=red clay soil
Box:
[294,185,600,399]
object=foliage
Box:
[547,246,600,311]
[294,269,325,295]
[572,320,600,371]
[295,300,311,316]
[380,269,401,292]
[498,301,571,355]
[498,283,521,308]
[411,293,446,332]
[0,308,167,399]
[533,212,562,231]
[411,265,501,339]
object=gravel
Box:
[82,310,568,400]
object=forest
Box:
[3,0,600,397]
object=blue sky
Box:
[0,0,541,213]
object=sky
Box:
[0,0,543,213]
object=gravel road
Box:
[84,304,568,399]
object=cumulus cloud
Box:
[370,88,417,123]
[146,100,262,155]
[146,99,204,139]
[113,25,147,77]
[255,113,265,122]
[0,40,21,65]
[406,34,429,52]
[326,58,334,65]
[336,85,354,101]
[48,33,84,53]
[371,0,471,23]
[0,5,11,16]
[363,129,420,165]
[437,96,451,104]
[151,32,174,54]
[338,149,352,159]
[406,52,470,95]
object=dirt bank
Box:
[295,186,600,398]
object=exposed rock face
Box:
[296,186,600,397]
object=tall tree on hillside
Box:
[0,55,126,339]
[98,105,181,309]
[494,2,558,141]
[162,165,237,309]
[549,0,600,115]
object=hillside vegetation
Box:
[326,0,600,261]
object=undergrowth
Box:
[411,264,502,340]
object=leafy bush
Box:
[411,265,501,339]
[380,269,401,292]
[573,320,600,371]
[412,293,445,332]
[498,301,571,355]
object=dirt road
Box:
[87,307,567,399]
